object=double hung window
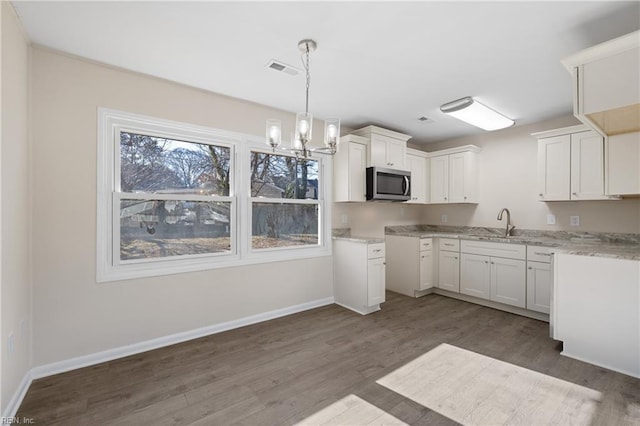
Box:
[97,109,331,282]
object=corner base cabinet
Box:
[333,239,386,315]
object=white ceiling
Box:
[11,1,640,145]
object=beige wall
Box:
[334,115,640,236]
[30,47,333,366]
[1,2,32,412]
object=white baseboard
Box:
[5,296,334,416]
[2,370,33,419]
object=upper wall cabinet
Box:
[352,125,411,169]
[428,145,480,204]
[333,134,368,202]
[405,148,429,204]
[534,125,618,201]
[562,30,639,136]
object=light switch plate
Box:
[570,215,580,226]
[547,214,556,225]
[341,214,348,225]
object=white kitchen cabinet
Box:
[333,134,368,202]
[428,145,480,204]
[385,236,434,297]
[491,257,526,308]
[438,238,460,292]
[334,239,386,315]
[419,249,435,290]
[405,148,429,204]
[535,125,615,201]
[570,130,607,199]
[527,262,551,314]
[460,253,491,299]
[607,132,640,195]
[554,253,639,377]
[459,240,526,308]
[562,30,639,136]
[352,125,411,169]
[429,155,449,203]
[537,134,570,201]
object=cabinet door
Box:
[348,142,367,202]
[419,250,434,290]
[438,251,460,292]
[367,257,386,306]
[406,154,427,203]
[386,139,406,168]
[490,257,526,308]
[570,131,606,200]
[607,132,640,195]
[430,155,449,203]
[527,261,551,314]
[538,135,571,201]
[369,134,388,168]
[449,152,470,203]
[460,253,491,299]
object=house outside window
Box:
[97,109,331,282]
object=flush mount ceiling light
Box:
[266,39,340,158]
[440,96,514,131]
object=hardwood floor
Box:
[17,292,640,425]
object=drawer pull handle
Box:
[373,249,382,252]
[528,266,533,270]
[534,252,551,256]
[444,243,454,247]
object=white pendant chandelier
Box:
[266,39,340,158]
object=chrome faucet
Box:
[497,208,515,237]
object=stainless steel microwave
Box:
[366,167,411,201]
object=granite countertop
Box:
[384,225,640,261]
[332,235,385,244]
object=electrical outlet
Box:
[547,214,556,225]
[441,214,448,223]
[570,215,580,226]
[341,214,348,225]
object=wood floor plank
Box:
[16,292,640,425]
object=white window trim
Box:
[97,108,332,283]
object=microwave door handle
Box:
[403,176,410,196]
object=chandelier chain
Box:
[301,43,311,115]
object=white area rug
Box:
[377,343,603,426]
[295,394,408,426]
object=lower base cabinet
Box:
[334,239,386,315]
[385,236,434,297]
[438,239,460,292]
[459,240,526,308]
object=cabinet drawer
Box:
[439,238,460,251]
[420,238,433,251]
[460,240,525,260]
[526,246,554,263]
[367,243,385,259]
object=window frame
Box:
[97,108,332,282]
[246,146,324,258]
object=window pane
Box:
[120,131,230,196]
[251,203,319,249]
[250,152,318,199]
[120,199,231,260]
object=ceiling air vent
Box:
[266,59,300,76]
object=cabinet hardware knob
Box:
[528,267,533,270]
[572,192,577,195]
[454,257,458,260]
[444,197,448,200]
[464,196,467,200]
[383,262,386,265]
[491,262,495,264]
[539,194,543,197]
[485,261,489,264]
